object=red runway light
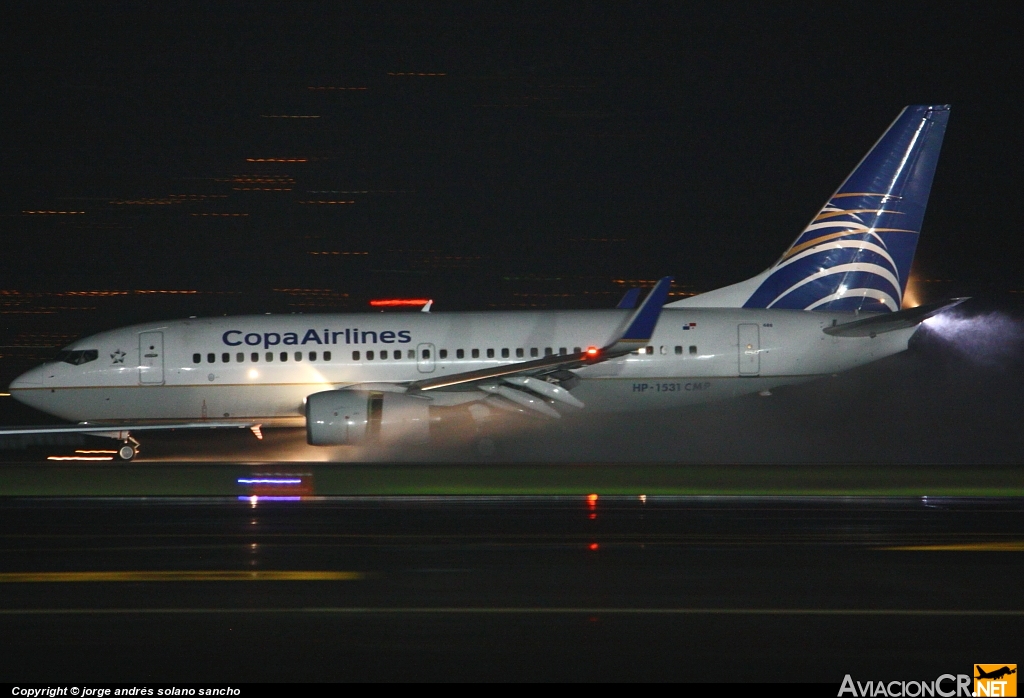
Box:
[369,298,431,307]
[589,543,599,551]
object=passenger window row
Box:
[352,346,585,361]
[193,351,332,364]
[352,349,416,361]
[192,345,700,365]
[636,345,699,355]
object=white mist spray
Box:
[920,311,1024,364]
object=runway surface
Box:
[3,458,1024,496]
[0,494,1021,681]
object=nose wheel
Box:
[117,435,140,461]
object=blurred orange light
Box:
[585,346,599,358]
[589,543,599,551]
[370,299,431,307]
[587,493,598,504]
[903,276,922,309]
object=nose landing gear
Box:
[117,435,140,461]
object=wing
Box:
[408,276,674,393]
[0,420,257,439]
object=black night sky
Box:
[3,3,1021,302]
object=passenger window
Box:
[352,351,360,361]
[472,349,479,359]
[394,351,401,361]
[440,349,448,359]
[645,346,654,355]
[280,352,288,362]
[380,350,388,360]
[689,345,697,355]
[422,349,430,359]
[544,348,553,356]
[222,353,230,363]
[251,353,259,362]
[236,352,244,362]
[456,349,464,359]
[192,353,201,364]
[516,348,524,358]
[501,348,509,358]
[309,351,317,361]
[366,351,374,360]
[324,351,331,361]
[207,353,215,363]
[408,349,415,359]
[530,348,538,358]
[675,346,683,355]
[266,352,273,362]
[660,346,666,355]
[295,352,302,361]
[486,348,494,358]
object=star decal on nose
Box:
[111,349,126,364]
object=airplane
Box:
[976,667,1017,681]
[4,104,960,460]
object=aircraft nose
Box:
[10,365,44,389]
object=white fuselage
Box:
[9,308,916,423]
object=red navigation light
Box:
[585,346,600,358]
[589,543,599,551]
[369,298,431,307]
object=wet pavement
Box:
[0,494,1020,680]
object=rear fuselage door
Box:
[737,324,760,376]
[417,343,436,373]
[139,331,165,384]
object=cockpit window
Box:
[52,349,99,365]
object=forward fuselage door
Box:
[737,324,760,376]
[139,331,165,384]
[417,343,436,373]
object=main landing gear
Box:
[118,435,140,461]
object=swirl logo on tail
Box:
[742,105,950,313]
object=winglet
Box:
[605,276,673,353]
[615,288,642,310]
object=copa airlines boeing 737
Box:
[5,105,960,460]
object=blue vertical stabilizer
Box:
[743,105,949,312]
[669,106,950,312]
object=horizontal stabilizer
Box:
[823,298,968,337]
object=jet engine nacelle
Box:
[305,389,430,445]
